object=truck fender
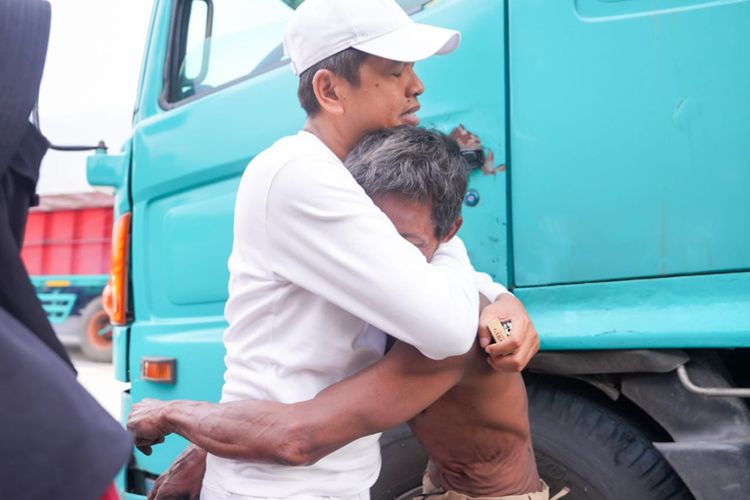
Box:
[529,350,750,500]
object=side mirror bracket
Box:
[87,146,127,188]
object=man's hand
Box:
[477,293,539,372]
[127,398,173,455]
[148,444,207,500]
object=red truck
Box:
[21,192,114,361]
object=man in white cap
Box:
[131,1,540,498]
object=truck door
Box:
[508,0,750,286]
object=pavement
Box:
[70,347,127,419]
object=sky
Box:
[36,0,153,195]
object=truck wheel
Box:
[527,378,693,500]
[79,297,113,363]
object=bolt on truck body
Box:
[88,1,750,498]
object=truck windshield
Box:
[173,0,435,104]
[177,0,292,101]
[281,0,434,13]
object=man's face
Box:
[372,193,442,262]
[340,56,425,137]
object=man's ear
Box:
[312,69,345,115]
[441,216,463,242]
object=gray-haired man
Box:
[346,126,550,499]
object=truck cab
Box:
[89,1,750,499]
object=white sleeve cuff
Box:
[473,271,512,303]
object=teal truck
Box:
[87,0,750,498]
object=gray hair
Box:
[297,48,369,116]
[345,126,468,239]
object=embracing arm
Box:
[129,341,468,466]
[473,270,540,371]
[265,159,478,359]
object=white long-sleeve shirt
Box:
[204,131,507,498]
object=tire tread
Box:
[528,379,693,500]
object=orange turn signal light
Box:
[108,212,132,325]
[102,282,114,320]
[141,357,177,384]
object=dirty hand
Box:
[477,293,540,372]
[127,398,173,455]
[148,444,207,500]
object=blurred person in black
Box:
[0,1,132,498]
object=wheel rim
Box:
[86,310,112,350]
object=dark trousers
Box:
[0,307,133,500]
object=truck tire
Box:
[527,378,693,500]
[79,297,113,363]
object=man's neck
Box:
[304,116,361,161]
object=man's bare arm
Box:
[145,444,206,500]
[129,341,468,466]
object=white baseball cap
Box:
[283,0,461,76]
